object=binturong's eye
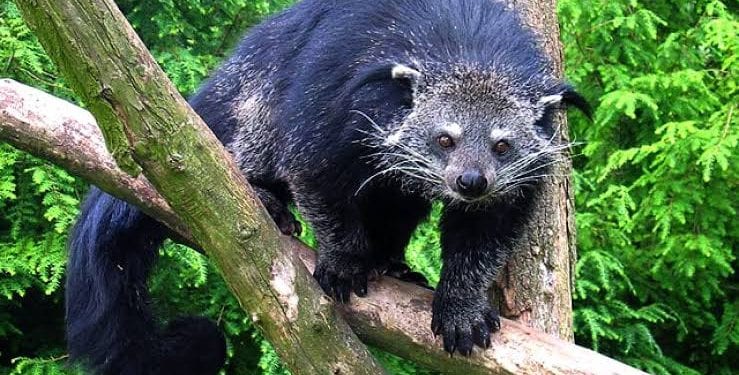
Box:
[493,140,511,155]
[438,134,455,149]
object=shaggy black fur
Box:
[66,0,588,373]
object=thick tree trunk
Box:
[11,1,385,374]
[494,0,577,341]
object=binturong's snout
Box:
[455,169,488,199]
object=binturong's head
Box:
[355,62,590,205]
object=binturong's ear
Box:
[538,84,592,120]
[390,64,423,107]
[391,64,423,89]
[343,63,423,107]
[562,86,592,119]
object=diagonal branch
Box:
[11,0,383,372]
[1,78,646,375]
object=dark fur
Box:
[66,0,588,373]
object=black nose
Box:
[456,170,488,198]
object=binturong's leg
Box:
[250,183,301,236]
[297,191,375,303]
[360,191,431,287]
[432,204,528,356]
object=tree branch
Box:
[1,78,646,375]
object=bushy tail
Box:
[65,188,226,375]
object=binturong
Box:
[65,0,590,373]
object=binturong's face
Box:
[374,63,589,205]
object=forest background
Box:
[0,0,736,374]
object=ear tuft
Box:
[537,94,563,107]
[562,88,592,119]
[541,85,592,120]
[391,64,422,82]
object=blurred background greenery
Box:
[0,0,736,374]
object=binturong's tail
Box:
[65,188,226,375]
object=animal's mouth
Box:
[445,189,493,204]
[459,196,492,204]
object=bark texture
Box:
[1,78,647,375]
[494,0,578,341]
[11,1,385,374]
[0,78,189,239]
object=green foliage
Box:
[0,141,84,374]
[8,357,82,375]
[1,2,94,371]
[116,0,292,96]
[560,0,738,373]
[254,339,289,375]
[0,2,72,99]
[405,204,442,287]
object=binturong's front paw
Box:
[313,255,369,304]
[431,292,501,356]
